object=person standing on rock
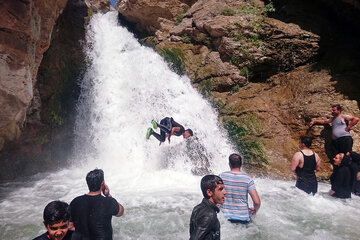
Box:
[290,136,321,195]
[309,104,359,156]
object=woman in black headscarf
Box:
[329,153,352,199]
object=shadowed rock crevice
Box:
[0,0,88,180]
[269,0,360,105]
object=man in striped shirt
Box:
[219,153,261,224]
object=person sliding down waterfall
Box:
[146,117,193,145]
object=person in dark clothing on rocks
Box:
[329,153,352,199]
[291,136,321,195]
[32,200,73,240]
[309,104,359,157]
[70,169,124,240]
[189,175,226,240]
[146,117,193,145]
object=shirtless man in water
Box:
[290,136,321,195]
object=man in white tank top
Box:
[309,104,359,157]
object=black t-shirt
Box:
[70,194,119,240]
[32,230,73,240]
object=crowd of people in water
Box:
[32,104,360,240]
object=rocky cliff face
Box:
[1,0,359,179]
[0,0,93,179]
[117,0,360,178]
[0,0,68,151]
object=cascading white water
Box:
[0,11,360,240]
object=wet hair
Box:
[86,168,104,192]
[200,175,223,199]
[332,104,342,111]
[229,153,242,168]
[300,136,312,148]
[186,128,193,136]
[43,201,70,226]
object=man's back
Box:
[219,171,255,222]
[70,194,119,240]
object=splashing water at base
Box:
[0,12,360,240]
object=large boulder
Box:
[117,0,190,33]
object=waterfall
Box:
[0,12,359,240]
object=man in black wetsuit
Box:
[290,136,321,195]
[32,200,73,240]
[189,175,226,240]
[146,117,193,145]
[70,169,124,240]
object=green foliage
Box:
[175,5,190,25]
[140,37,156,49]
[247,33,261,47]
[39,135,49,144]
[175,14,184,26]
[233,32,244,41]
[220,6,236,16]
[218,99,226,108]
[264,1,276,15]
[50,110,64,126]
[84,7,93,29]
[224,119,268,168]
[230,85,240,94]
[230,55,242,66]
[200,80,213,95]
[239,3,261,15]
[249,18,264,31]
[48,57,84,129]
[159,47,186,75]
[182,34,191,44]
[240,66,250,79]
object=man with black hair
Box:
[220,154,261,224]
[310,104,359,156]
[189,175,226,240]
[146,117,193,145]
[291,136,321,195]
[70,169,124,240]
[33,200,73,240]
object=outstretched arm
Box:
[249,190,261,215]
[309,118,332,127]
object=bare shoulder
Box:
[292,151,302,160]
[342,114,357,120]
